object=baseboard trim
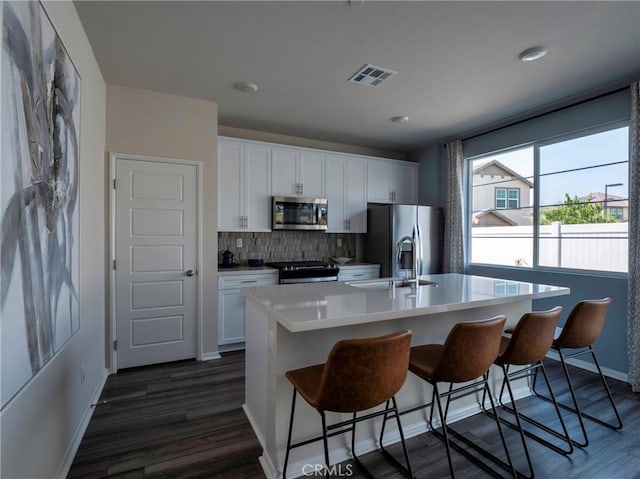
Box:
[55,368,109,478]
[201,351,222,361]
[242,404,266,451]
[545,351,629,383]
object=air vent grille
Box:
[348,64,397,87]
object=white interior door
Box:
[114,158,198,369]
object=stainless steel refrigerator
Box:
[365,204,444,278]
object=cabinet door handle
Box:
[242,280,258,283]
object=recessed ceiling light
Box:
[390,116,410,123]
[518,46,548,63]
[234,82,258,93]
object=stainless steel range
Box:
[266,261,339,284]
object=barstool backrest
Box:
[554,298,612,349]
[315,330,412,413]
[431,316,506,383]
[497,307,563,366]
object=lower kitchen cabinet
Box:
[218,272,277,349]
[337,264,380,282]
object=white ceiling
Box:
[74,1,640,153]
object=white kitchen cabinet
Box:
[272,147,325,198]
[218,272,277,348]
[326,155,367,233]
[393,162,418,204]
[218,138,271,232]
[337,264,380,282]
[367,158,418,204]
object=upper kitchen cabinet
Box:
[326,155,367,233]
[218,138,271,232]
[272,147,325,198]
[367,158,418,204]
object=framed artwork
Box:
[1,1,81,408]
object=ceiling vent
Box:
[349,64,397,87]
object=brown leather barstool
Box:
[283,330,414,479]
[485,307,571,479]
[408,316,516,479]
[532,298,623,448]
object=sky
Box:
[472,126,629,207]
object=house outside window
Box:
[468,124,629,274]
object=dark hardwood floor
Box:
[68,352,640,478]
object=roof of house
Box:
[473,160,534,188]
[472,208,533,226]
[581,192,628,207]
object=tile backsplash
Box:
[218,231,358,264]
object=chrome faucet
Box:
[396,235,419,289]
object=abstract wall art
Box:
[1,1,81,408]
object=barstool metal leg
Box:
[498,366,534,479]
[283,388,298,479]
[587,346,623,430]
[483,373,517,479]
[320,410,331,477]
[379,398,415,478]
[532,348,623,448]
[432,382,456,478]
[493,363,573,456]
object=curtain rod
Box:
[444,86,629,147]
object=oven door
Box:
[272,196,327,231]
[279,268,340,284]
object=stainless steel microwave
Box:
[272,196,328,231]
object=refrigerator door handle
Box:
[416,224,424,275]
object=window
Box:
[495,189,507,209]
[469,125,629,274]
[609,207,623,221]
[495,188,520,209]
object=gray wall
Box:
[414,88,632,375]
[466,264,629,373]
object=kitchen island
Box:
[242,273,569,479]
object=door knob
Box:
[186,269,195,277]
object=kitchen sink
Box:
[347,278,438,290]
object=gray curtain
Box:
[443,140,465,273]
[628,82,640,392]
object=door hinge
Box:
[113,259,116,270]
[113,340,117,350]
[113,179,117,189]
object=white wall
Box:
[0,1,108,478]
[105,84,219,355]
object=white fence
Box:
[471,222,628,272]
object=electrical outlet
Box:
[236,238,243,248]
[337,238,343,247]
[80,364,86,385]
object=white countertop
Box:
[217,266,277,275]
[242,273,570,332]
